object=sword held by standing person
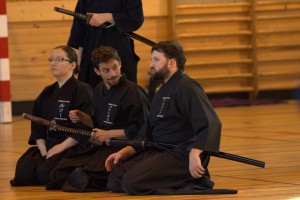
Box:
[54,7,156,47]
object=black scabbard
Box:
[106,139,265,168]
[203,151,265,168]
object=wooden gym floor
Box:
[1,100,300,200]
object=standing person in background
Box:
[105,40,225,195]
[295,84,300,109]
[46,46,149,192]
[68,0,144,88]
[10,45,93,186]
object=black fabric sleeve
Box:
[28,89,48,145]
[112,0,144,32]
[68,82,93,143]
[122,85,149,140]
[67,1,87,49]
[180,81,221,152]
[90,84,102,128]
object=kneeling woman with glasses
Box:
[10,45,93,186]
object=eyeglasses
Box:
[48,57,73,63]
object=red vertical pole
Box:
[0,0,12,123]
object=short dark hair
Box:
[91,46,121,70]
[54,45,79,74]
[151,40,186,71]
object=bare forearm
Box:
[107,129,126,139]
[36,139,47,156]
[190,148,203,157]
[103,13,114,23]
[80,112,94,128]
[93,129,126,143]
[119,146,136,160]
[46,137,79,159]
[105,146,136,172]
[59,137,78,151]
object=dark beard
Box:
[151,63,170,81]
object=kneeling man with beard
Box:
[105,40,232,195]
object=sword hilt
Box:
[22,113,94,139]
[22,113,51,127]
[54,7,114,28]
[54,7,87,21]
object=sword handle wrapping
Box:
[22,113,94,138]
[22,113,51,127]
[54,7,113,28]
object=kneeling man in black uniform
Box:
[105,40,223,195]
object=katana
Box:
[22,113,95,139]
[54,7,157,47]
[21,113,265,168]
